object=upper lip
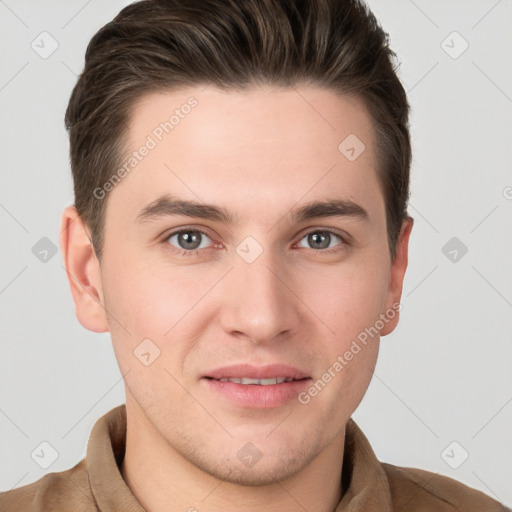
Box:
[203,364,310,380]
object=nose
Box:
[217,247,302,345]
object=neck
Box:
[120,397,345,512]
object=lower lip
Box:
[202,378,312,409]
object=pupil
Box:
[310,232,329,249]
[180,231,200,250]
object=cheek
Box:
[103,259,205,335]
[101,258,225,378]
[298,263,387,412]
[304,258,390,344]
[101,263,206,404]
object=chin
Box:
[204,456,311,486]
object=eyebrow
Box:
[135,194,369,225]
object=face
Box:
[63,85,411,485]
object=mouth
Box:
[203,363,310,381]
[201,364,312,408]
[204,376,308,385]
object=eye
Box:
[162,227,347,257]
[296,230,345,253]
[164,228,214,256]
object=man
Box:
[0,0,509,510]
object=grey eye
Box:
[166,230,212,251]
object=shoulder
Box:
[382,462,510,511]
[0,459,97,512]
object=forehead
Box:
[129,85,376,157]
[106,85,384,228]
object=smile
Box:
[212,377,298,385]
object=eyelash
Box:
[162,227,349,257]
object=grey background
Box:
[1,0,511,505]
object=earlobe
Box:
[380,217,414,336]
[59,205,109,333]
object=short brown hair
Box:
[65,0,411,260]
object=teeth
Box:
[217,377,295,385]
[258,378,280,385]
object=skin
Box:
[60,85,413,512]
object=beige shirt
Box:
[0,405,508,511]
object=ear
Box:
[59,205,109,333]
[380,217,413,336]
